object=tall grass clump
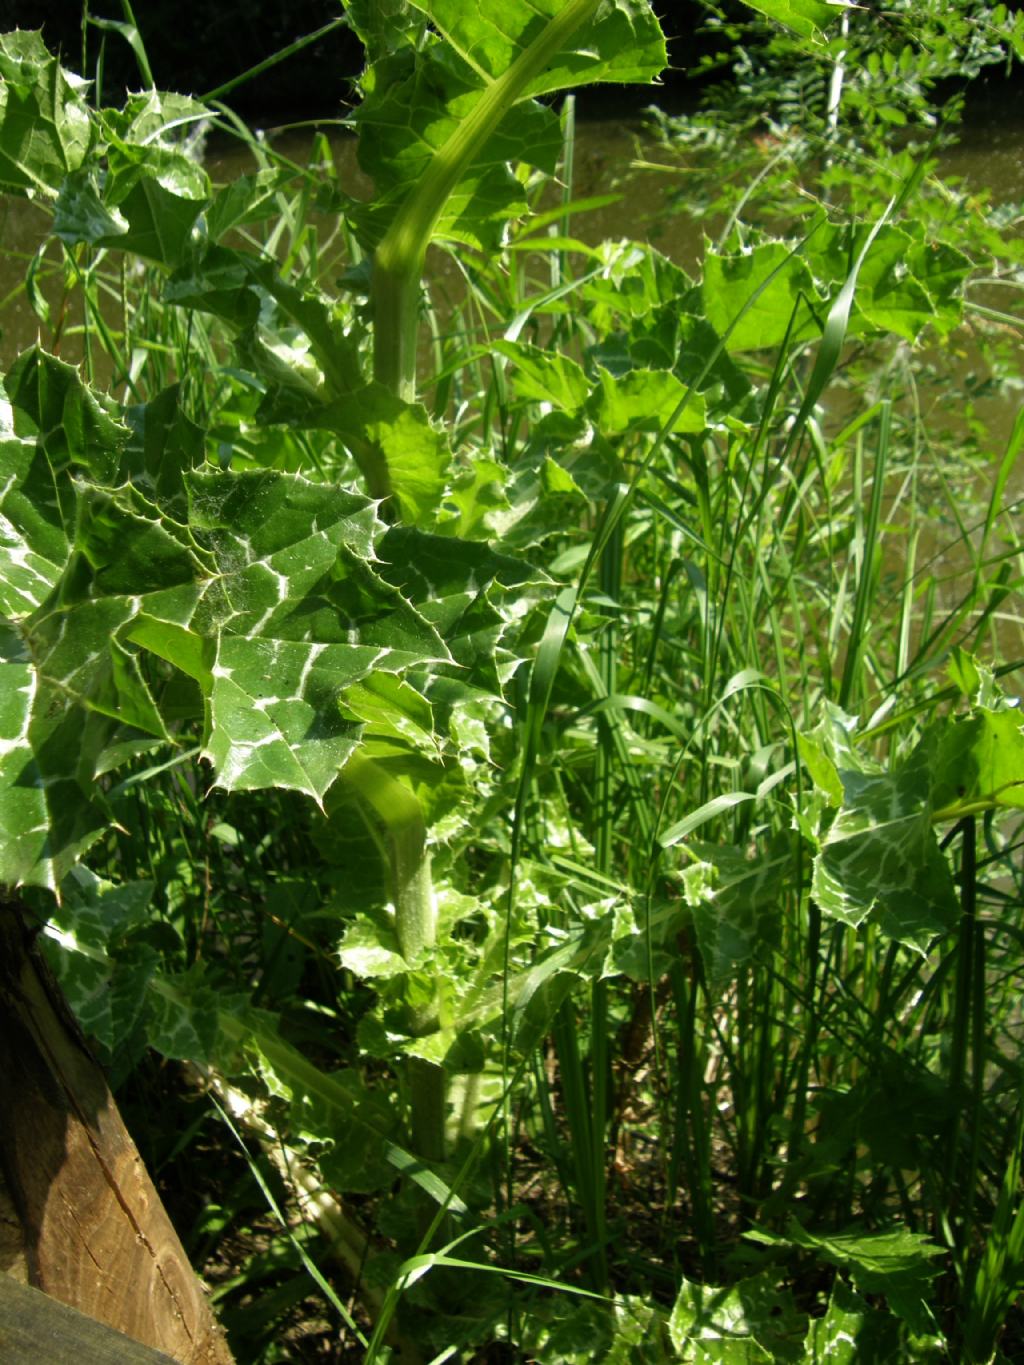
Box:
[1,0,1023,1360]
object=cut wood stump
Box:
[0,900,234,1364]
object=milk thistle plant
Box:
[1,0,1023,1358]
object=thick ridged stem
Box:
[341,754,444,1161]
[371,0,602,400]
[342,753,435,963]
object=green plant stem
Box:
[340,753,445,1162]
[371,0,602,400]
[586,515,623,1290]
[945,817,977,1228]
[839,401,890,710]
[963,1082,1024,1363]
[342,752,435,963]
[202,17,348,102]
[408,1057,446,1167]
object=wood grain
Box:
[0,1274,178,1363]
[0,903,234,1365]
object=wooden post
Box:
[0,901,234,1365]
[0,1274,179,1363]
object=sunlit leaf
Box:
[739,0,847,42]
[494,340,590,414]
[414,0,667,94]
[0,30,92,195]
[924,705,1024,815]
[703,239,819,354]
[592,367,707,435]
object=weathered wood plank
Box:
[0,1274,178,1363]
[0,902,234,1364]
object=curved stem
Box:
[371,0,602,400]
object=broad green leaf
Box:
[339,673,436,751]
[601,895,682,983]
[338,907,407,979]
[181,469,449,799]
[703,240,819,354]
[168,253,451,510]
[413,0,667,96]
[592,367,707,436]
[5,347,126,484]
[604,1298,674,1363]
[682,839,789,990]
[797,732,844,807]
[669,315,754,407]
[94,147,208,267]
[582,240,695,331]
[493,341,590,414]
[202,646,362,801]
[0,624,105,891]
[377,526,541,690]
[839,234,935,341]
[0,356,464,883]
[313,1071,403,1193]
[889,235,970,336]
[803,1282,903,1364]
[439,454,511,540]
[53,91,212,266]
[947,647,987,704]
[747,1220,944,1337]
[803,707,958,951]
[352,40,562,251]
[98,89,210,150]
[842,1054,952,1172]
[168,250,365,396]
[248,1023,403,1192]
[947,648,1007,710]
[259,272,365,396]
[739,0,845,42]
[53,168,130,244]
[164,245,263,328]
[344,0,425,63]
[321,383,451,526]
[805,224,971,342]
[540,456,586,500]
[924,706,1024,816]
[669,1272,803,1362]
[55,150,209,267]
[122,384,205,512]
[811,761,959,951]
[803,1283,863,1365]
[799,703,866,794]
[0,430,66,617]
[205,167,297,240]
[521,1295,673,1365]
[39,869,158,1059]
[145,966,246,1066]
[0,30,92,196]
